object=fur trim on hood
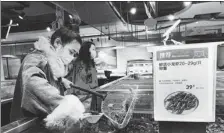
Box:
[34,36,55,56]
[34,36,66,79]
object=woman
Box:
[71,41,99,111]
[10,27,85,132]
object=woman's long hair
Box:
[78,41,96,71]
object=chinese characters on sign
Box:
[153,44,217,122]
[159,61,201,70]
[159,52,171,59]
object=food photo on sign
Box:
[164,91,199,115]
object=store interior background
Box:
[2,2,224,79]
[1,1,224,126]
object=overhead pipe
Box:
[81,22,187,40]
[89,18,215,41]
[0,20,194,46]
[4,19,222,47]
[108,2,127,24]
[83,18,223,42]
[50,2,71,16]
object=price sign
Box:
[153,43,217,122]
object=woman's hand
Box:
[61,78,74,95]
[61,78,72,89]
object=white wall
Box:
[116,47,152,73]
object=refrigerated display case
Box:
[2,74,224,133]
[126,60,153,79]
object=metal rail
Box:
[2,75,224,133]
[1,98,13,104]
[1,118,39,133]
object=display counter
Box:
[2,73,224,133]
[1,80,16,126]
[1,80,16,101]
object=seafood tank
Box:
[2,75,224,133]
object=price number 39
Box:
[186,85,195,89]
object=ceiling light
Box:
[46,27,51,32]
[168,15,175,21]
[130,7,137,14]
[18,15,23,20]
[183,2,192,7]
[196,21,198,24]
[18,12,25,20]
[69,15,73,19]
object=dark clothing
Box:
[68,59,98,94]
[68,58,99,111]
[10,50,64,122]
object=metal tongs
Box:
[69,84,107,100]
[69,83,137,129]
[69,84,105,123]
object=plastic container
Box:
[101,85,138,129]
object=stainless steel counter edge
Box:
[1,117,39,133]
[1,98,13,104]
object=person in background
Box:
[104,70,112,84]
[68,41,99,112]
[10,26,84,132]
